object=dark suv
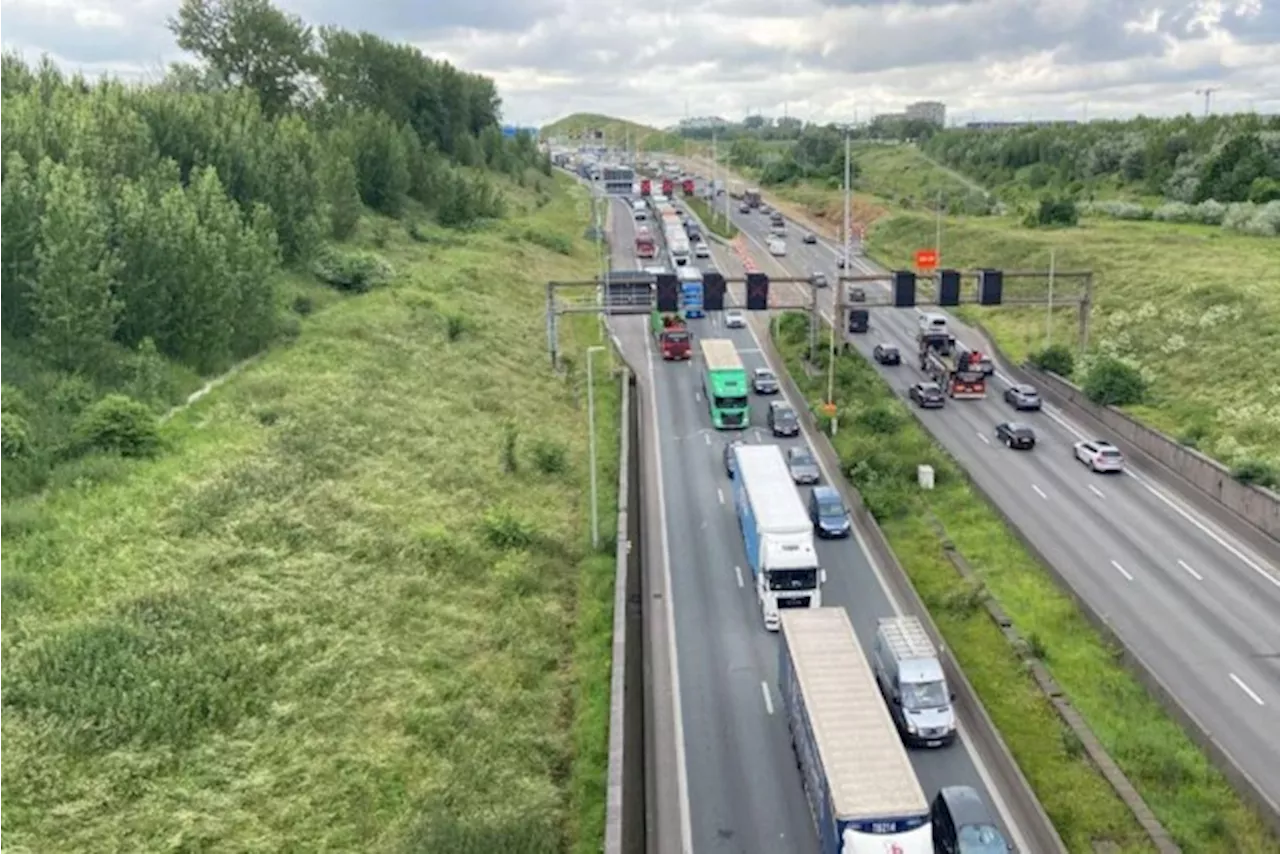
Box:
[808,486,851,538]
[931,786,1012,853]
[768,401,800,437]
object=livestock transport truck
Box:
[780,608,933,854]
[732,444,826,630]
[700,339,750,429]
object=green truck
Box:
[700,338,750,428]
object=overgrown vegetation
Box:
[772,312,1279,853]
[1,0,552,499]
[2,173,621,852]
[540,112,689,154]
[683,193,739,239]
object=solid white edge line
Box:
[717,487,725,505]
[760,680,775,715]
[1110,560,1135,582]
[642,232,696,853]
[1229,672,1266,706]
[1177,559,1204,582]
[736,257,1032,854]
[735,565,745,588]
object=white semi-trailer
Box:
[780,608,933,854]
[731,444,825,630]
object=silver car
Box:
[787,446,821,485]
[1074,439,1125,473]
[724,309,746,328]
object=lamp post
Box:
[586,345,607,550]
[827,130,851,436]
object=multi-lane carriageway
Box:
[714,188,1280,811]
[605,199,1043,854]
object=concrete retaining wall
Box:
[1026,368,1280,542]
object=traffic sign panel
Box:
[915,249,938,270]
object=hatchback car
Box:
[810,272,828,288]
[724,309,746,329]
[1003,383,1042,410]
[873,343,900,365]
[768,401,800,436]
[722,440,745,478]
[995,421,1036,450]
[787,446,821,485]
[909,382,946,409]
[931,785,1012,854]
[1074,439,1125,473]
[694,242,711,258]
[803,232,818,244]
[738,202,751,213]
[752,367,779,395]
[846,286,866,303]
[808,485,851,538]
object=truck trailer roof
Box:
[781,608,929,823]
[733,444,811,535]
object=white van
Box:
[768,237,786,256]
[873,616,956,748]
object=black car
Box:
[802,232,818,244]
[1004,383,1042,410]
[846,286,866,303]
[768,400,800,436]
[752,367,780,395]
[931,785,1012,854]
[723,440,745,477]
[873,343,900,365]
[995,421,1036,450]
[808,486,851,538]
[909,382,946,409]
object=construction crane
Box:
[1195,87,1220,117]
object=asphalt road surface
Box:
[717,191,1280,810]
[605,196,1037,853]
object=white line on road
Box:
[1230,673,1266,706]
[1032,484,1048,500]
[1177,559,1204,581]
[1088,484,1105,499]
[1110,560,1135,581]
[977,432,991,445]
[737,347,763,353]
[717,487,725,505]
[695,391,702,402]
[734,565,744,588]
[760,681,775,715]
[704,433,711,445]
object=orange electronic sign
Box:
[915,249,938,270]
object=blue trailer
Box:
[677,266,704,318]
[779,608,933,854]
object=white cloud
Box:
[1,0,1276,127]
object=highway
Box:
[604,195,1039,853]
[713,186,1280,808]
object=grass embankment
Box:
[683,193,739,239]
[1,174,621,853]
[865,214,1280,473]
[540,112,690,155]
[771,313,1278,853]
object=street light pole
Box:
[1046,248,1056,349]
[586,345,607,551]
[935,190,943,266]
[828,130,850,423]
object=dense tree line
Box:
[923,114,1280,204]
[1,0,550,497]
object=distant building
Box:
[963,120,1080,130]
[905,101,946,126]
[602,166,635,196]
[677,116,730,131]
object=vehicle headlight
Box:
[906,721,918,734]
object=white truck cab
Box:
[917,312,948,336]
[873,616,956,748]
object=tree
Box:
[169,0,314,116]
[1083,357,1146,406]
[1,152,42,334]
[30,160,120,371]
[324,146,363,239]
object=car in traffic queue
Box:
[802,232,818,244]
[694,241,711,258]
[722,439,745,478]
[787,446,821,485]
[1074,439,1125,473]
[810,271,828,288]
[873,343,901,365]
[752,367,780,394]
[724,309,746,329]
[909,382,946,409]
[931,785,1013,854]
[995,421,1036,450]
[808,485,851,538]
[1004,383,1042,410]
[768,400,801,437]
[767,237,787,256]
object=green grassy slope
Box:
[541,113,688,153]
[1,174,622,853]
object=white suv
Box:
[1074,440,1125,473]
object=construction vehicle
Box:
[651,309,691,360]
[920,342,987,398]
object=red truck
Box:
[651,310,691,359]
[639,178,652,196]
[681,178,695,196]
[661,178,674,196]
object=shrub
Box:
[1231,458,1278,489]
[1029,344,1075,377]
[1083,357,1147,407]
[1080,200,1151,221]
[1025,196,1078,228]
[857,404,901,435]
[311,248,393,293]
[444,312,469,341]
[480,506,537,550]
[1153,201,1195,223]
[2,411,32,459]
[71,394,160,458]
[1,383,32,418]
[501,421,519,473]
[292,295,315,316]
[530,438,569,475]
[523,228,573,255]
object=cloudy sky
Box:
[3,0,1278,127]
